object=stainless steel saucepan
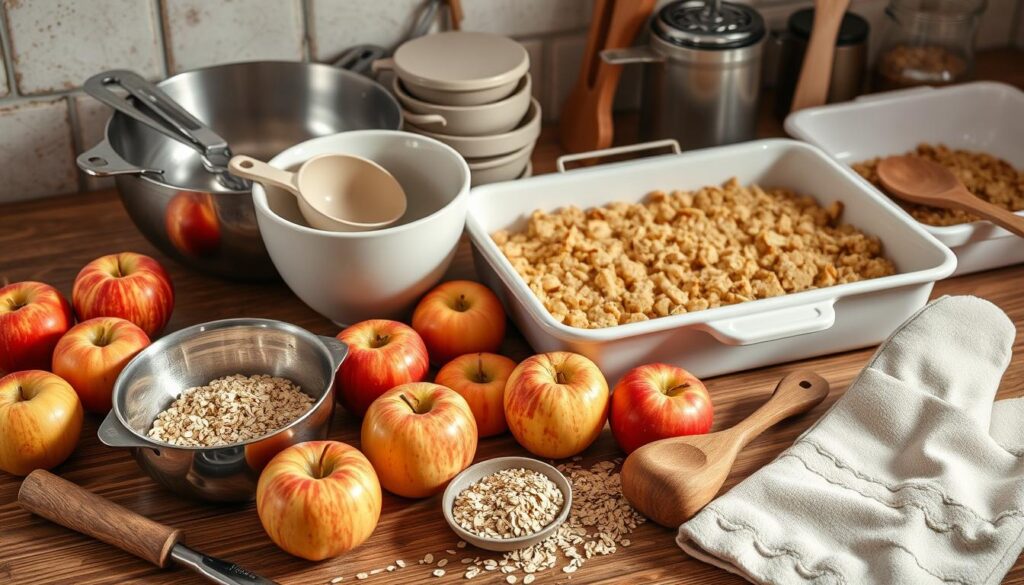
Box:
[99,318,347,502]
[78,61,402,281]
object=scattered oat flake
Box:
[506,576,518,584]
[395,560,406,568]
[330,578,343,584]
[437,559,449,568]
[457,541,467,548]
[621,539,631,547]
[369,568,384,575]
[563,564,578,573]
[433,569,446,578]
[387,565,396,572]
[461,558,473,564]
[446,549,457,555]
[424,553,434,564]
[523,576,535,585]
[356,574,368,581]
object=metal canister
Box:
[774,8,869,119]
[603,0,766,151]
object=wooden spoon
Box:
[620,370,830,528]
[558,0,655,153]
[877,155,1024,237]
[789,0,851,112]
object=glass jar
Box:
[874,0,985,90]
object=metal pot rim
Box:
[95,60,403,194]
[107,317,346,451]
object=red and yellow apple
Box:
[504,352,609,459]
[51,317,150,413]
[0,370,83,476]
[72,252,174,337]
[435,352,516,437]
[0,282,74,374]
[411,280,506,364]
[609,363,713,454]
[334,319,429,417]
[361,382,477,498]
[257,441,381,561]
[166,192,221,258]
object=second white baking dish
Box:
[786,82,1024,276]
[467,139,956,383]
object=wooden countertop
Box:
[2,49,1023,585]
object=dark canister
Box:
[775,8,869,119]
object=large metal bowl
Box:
[98,318,348,502]
[78,61,402,281]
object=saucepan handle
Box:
[555,139,680,172]
[77,141,160,177]
[600,45,665,65]
[98,410,153,449]
[319,335,349,372]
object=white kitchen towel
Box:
[677,296,1024,585]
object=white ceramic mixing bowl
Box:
[252,130,471,325]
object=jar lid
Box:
[653,0,766,49]
[391,32,529,92]
[788,8,869,45]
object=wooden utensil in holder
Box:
[790,0,852,112]
[559,0,655,153]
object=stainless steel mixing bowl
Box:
[78,61,402,281]
[98,318,347,502]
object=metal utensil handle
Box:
[84,70,234,171]
[171,545,281,585]
[556,139,681,172]
[18,470,184,568]
[77,140,160,177]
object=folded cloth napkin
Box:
[677,296,1024,585]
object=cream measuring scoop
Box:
[229,153,407,232]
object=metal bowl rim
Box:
[101,60,403,194]
[111,317,338,451]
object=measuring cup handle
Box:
[228,155,299,194]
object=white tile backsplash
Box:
[162,0,305,73]
[0,98,77,202]
[545,33,586,122]
[73,94,114,191]
[460,0,592,36]
[307,0,443,62]
[3,0,164,95]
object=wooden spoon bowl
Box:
[621,371,830,528]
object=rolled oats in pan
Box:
[147,374,314,447]
[854,143,1024,227]
[493,178,895,329]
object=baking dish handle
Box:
[556,139,680,173]
[700,299,837,346]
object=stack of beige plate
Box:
[380,32,541,186]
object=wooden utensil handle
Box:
[790,0,850,112]
[947,190,1024,237]
[18,470,183,568]
[731,371,830,449]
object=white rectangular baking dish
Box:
[786,82,1024,276]
[467,139,956,383]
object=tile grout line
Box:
[0,3,18,100]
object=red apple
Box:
[609,363,713,454]
[72,252,174,337]
[51,317,150,413]
[257,441,381,561]
[361,382,477,498]
[435,352,516,437]
[411,280,506,364]
[335,319,429,417]
[166,192,221,258]
[0,370,83,476]
[504,352,609,459]
[0,282,74,374]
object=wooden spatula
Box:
[558,0,655,153]
[620,371,830,528]
[877,155,1024,237]
[789,0,851,112]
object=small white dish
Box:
[468,143,534,187]
[442,456,572,552]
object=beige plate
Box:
[396,75,532,137]
[407,98,542,159]
[442,456,572,552]
[468,143,534,187]
[390,31,529,93]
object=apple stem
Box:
[17,385,26,401]
[315,443,330,479]
[666,383,692,397]
[455,294,469,312]
[399,392,419,413]
[473,354,490,383]
[114,256,125,278]
[555,370,567,384]
[371,333,390,348]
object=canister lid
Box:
[788,8,869,45]
[391,32,529,92]
[654,0,766,49]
